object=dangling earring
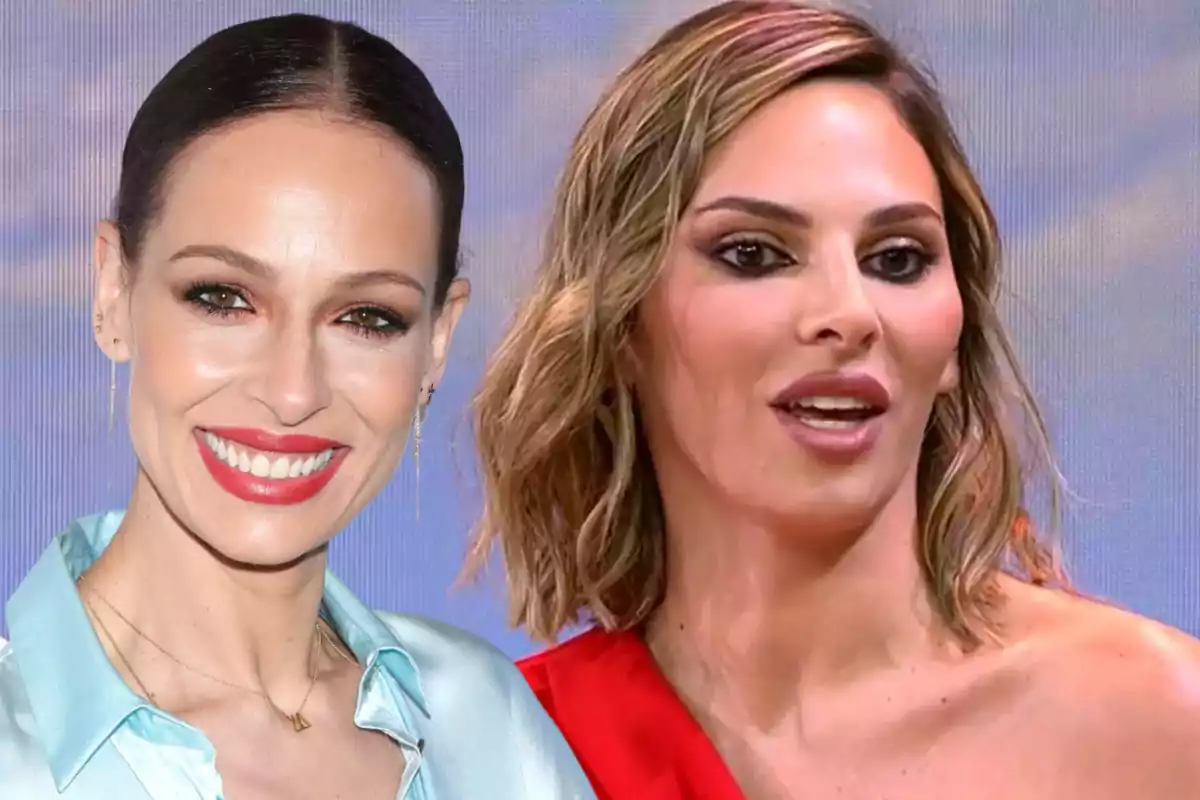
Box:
[413,385,434,523]
[107,340,118,434]
[413,394,424,523]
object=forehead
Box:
[693,79,942,212]
[143,110,440,277]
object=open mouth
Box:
[201,430,337,481]
[775,396,885,430]
[194,427,349,506]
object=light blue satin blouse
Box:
[0,511,596,799]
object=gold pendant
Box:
[288,712,311,732]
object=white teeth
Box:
[797,417,860,430]
[250,454,271,477]
[201,432,336,482]
[792,396,870,411]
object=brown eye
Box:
[183,282,252,316]
[203,288,246,309]
[342,308,388,329]
[712,239,794,276]
[336,306,411,340]
[862,245,933,284]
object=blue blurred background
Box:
[1,1,1197,656]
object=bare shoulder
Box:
[1015,584,1200,701]
[1002,581,1200,794]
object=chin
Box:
[740,471,891,526]
[193,518,334,570]
[177,483,352,569]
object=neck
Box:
[646,466,960,734]
[78,472,329,704]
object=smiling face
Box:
[632,79,962,540]
[93,110,467,566]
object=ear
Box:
[92,220,133,363]
[422,277,470,395]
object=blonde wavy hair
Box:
[468,0,1065,647]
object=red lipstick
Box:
[204,427,345,453]
[770,371,890,461]
[194,427,349,506]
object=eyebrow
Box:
[692,196,944,229]
[168,243,427,296]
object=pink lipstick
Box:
[770,371,890,461]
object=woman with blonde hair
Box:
[470,1,1200,798]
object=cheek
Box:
[325,333,425,440]
[126,296,244,420]
[638,273,790,441]
[876,271,963,389]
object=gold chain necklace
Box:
[84,589,327,732]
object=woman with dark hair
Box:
[0,14,594,799]
[469,1,1200,798]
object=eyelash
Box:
[181,282,412,340]
[710,236,935,284]
[711,237,795,276]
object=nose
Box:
[246,320,333,427]
[793,246,880,354]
